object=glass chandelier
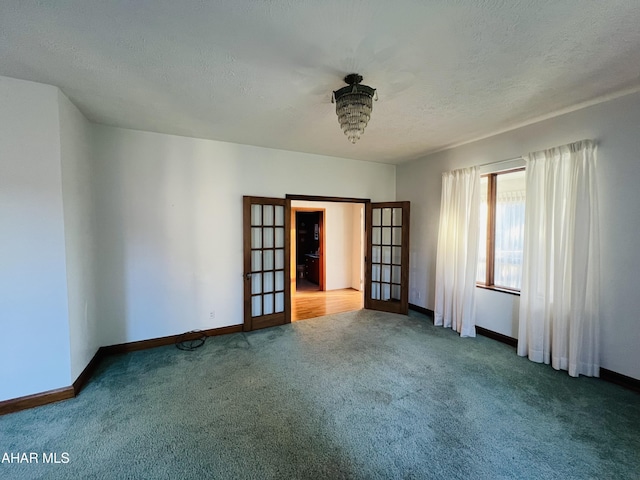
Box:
[332,74,378,144]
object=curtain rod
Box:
[477,139,594,168]
[477,156,524,168]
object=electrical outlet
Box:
[209,311,215,320]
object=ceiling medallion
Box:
[332,74,378,144]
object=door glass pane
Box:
[252,296,262,317]
[393,208,402,226]
[264,272,274,292]
[275,249,284,269]
[263,205,274,226]
[263,227,274,248]
[372,208,381,226]
[392,284,401,301]
[275,292,284,313]
[275,205,284,226]
[381,265,391,282]
[251,227,262,249]
[251,250,262,272]
[275,271,284,291]
[382,227,391,245]
[392,227,402,246]
[392,265,401,284]
[372,227,381,245]
[381,283,391,301]
[372,264,381,282]
[264,294,274,315]
[372,282,380,300]
[382,208,392,226]
[382,246,391,264]
[392,247,401,265]
[251,273,262,294]
[275,228,284,248]
[372,246,381,263]
[263,250,274,270]
[251,204,262,226]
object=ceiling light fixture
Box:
[332,74,377,144]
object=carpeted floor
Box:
[1,310,639,479]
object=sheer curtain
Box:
[494,189,526,289]
[518,140,600,377]
[435,167,480,337]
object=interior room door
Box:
[243,196,291,331]
[365,202,410,315]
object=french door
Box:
[364,202,410,315]
[243,196,291,331]
[243,196,410,330]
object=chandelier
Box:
[332,74,378,144]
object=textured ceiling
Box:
[2,1,640,164]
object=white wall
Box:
[93,126,395,346]
[0,77,72,401]
[292,201,364,291]
[351,204,365,291]
[58,91,100,381]
[397,90,640,380]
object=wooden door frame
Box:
[286,195,371,298]
[286,194,371,204]
[291,207,326,291]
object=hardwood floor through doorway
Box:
[292,283,363,321]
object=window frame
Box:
[476,167,525,295]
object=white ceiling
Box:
[2,1,640,165]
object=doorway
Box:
[292,208,325,292]
[242,195,411,331]
[290,200,365,321]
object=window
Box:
[477,169,526,291]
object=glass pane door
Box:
[365,202,410,315]
[244,197,290,331]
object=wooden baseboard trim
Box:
[475,326,518,348]
[600,368,640,393]
[72,348,106,396]
[408,303,434,317]
[8,321,636,415]
[0,386,75,416]
[408,304,518,348]
[101,324,243,355]
[1,324,244,416]
[409,303,640,393]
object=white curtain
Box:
[494,189,526,289]
[435,166,480,337]
[517,140,600,377]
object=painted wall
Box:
[92,125,395,346]
[397,91,640,380]
[292,201,364,291]
[351,204,365,291]
[58,91,100,381]
[0,77,71,401]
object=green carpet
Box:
[1,310,639,479]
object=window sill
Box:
[476,284,521,296]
